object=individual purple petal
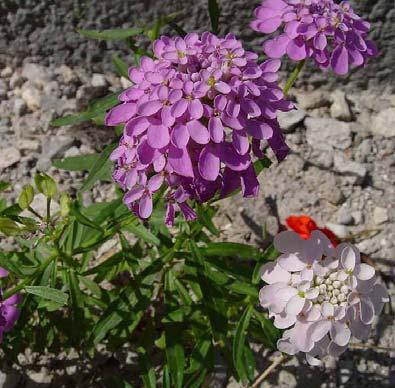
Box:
[208,117,224,143]
[138,100,163,116]
[105,103,137,126]
[198,144,220,181]
[125,117,150,137]
[124,186,145,204]
[171,124,190,148]
[171,99,189,118]
[331,45,349,75]
[232,131,249,155]
[139,193,153,219]
[263,34,290,58]
[168,145,194,178]
[189,99,204,119]
[147,174,164,192]
[286,37,307,61]
[187,120,210,144]
[220,143,251,171]
[240,164,259,198]
[147,124,170,149]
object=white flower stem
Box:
[251,353,286,388]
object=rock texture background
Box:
[0,1,394,387]
[0,0,394,91]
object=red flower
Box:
[286,215,339,247]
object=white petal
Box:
[306,353,322,366]
[305,305,322,321]
[360,297,375,324]
[339,244,359,271]
[260,261,291,285]
[285,295,305,315]
[273,312,297,329]
[330,322,351,346]
[328,341,347,357]
[354,263,375,281]
[305,287,319,300]
[321,302,334,318]
[308,320,331,342]
[259,282,287,308]
[278,253,306,272]
[277,337,297,356]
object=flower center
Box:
[177,50,186,59]
[314,271,350,307]
[207,76,216,87]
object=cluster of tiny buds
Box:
[314,272,350,306]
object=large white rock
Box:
[371,108,395,137]
[305,117,352,151]
[0,147,21,171]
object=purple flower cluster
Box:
[106,32,292,224]
[0,268,21,342]
[260,231,389,365]
[251,0,377,75]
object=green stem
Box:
[28,206,43,221]
[46,197,51,224]
[283,60,306,96]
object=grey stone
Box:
[21,82,42,111]
[330,90,352,121]
[278,109,306,132]
[0,118,11,133]
[334,205,354,225]
[0,66,13,78]
[76,85,107,110]
[371,108,395,137]
[0,79,8,98]
[373,207,389,225]
[91,73,108,88]
[55,64,79,84]
[21,63,53,87]
[16,139,40,151]
[334,152,367,182]
[296,90,332,110]
[9,71,24,89]
[13,98,27,116]
[326,223,349,238]
[0,147,21,171]
[305,117,352,151]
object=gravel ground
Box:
[0,0,394,91]
[0,2,395,383]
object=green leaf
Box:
[123,220,160,246]
[201,242,261,260]
[195,204,219,237]
[233,305,254,382]
[69,202,103,232]
[50,92,120,127]
[80,143,116,192]
[78,27,142,41]
[138,348,157,388]
[34,173,57,198]
[25,286,69,305]
[0,217,21,236]
[18,185,34,210]
[185,337,212,374]
[165,323,185,388]
[112,55,130,79]
[53,154,99,172]
[78,275,102,297]
[0,181,10,192]
[208,0,220,34]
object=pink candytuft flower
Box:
[259,230,389,365]
[106,32,292,224]
[0,268,22,343]
[251,0,378,75]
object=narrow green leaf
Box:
[123,220,160,246]
[201,242,261,260]
[69,202,103,232]
[165,323,185,388]
[53,154,99,172]
[25,286,69,305]
[233,305,254,382]
[112,55,130,79]
[196,204,219,237]
[78,27,142,41]
[208,0,220,34]
[80,143,117,192]
[138,348,157,388]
